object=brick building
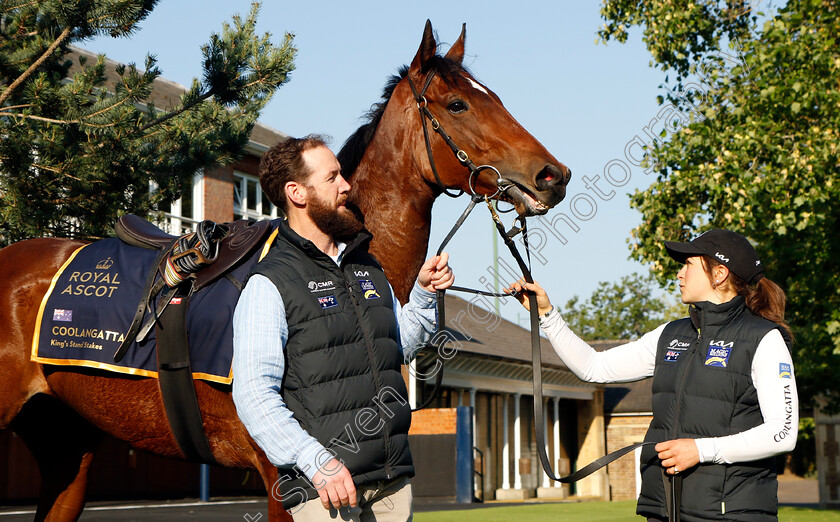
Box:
[603,378,654,501]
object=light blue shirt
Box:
[232,270,436,481]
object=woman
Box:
[507,229,797,521]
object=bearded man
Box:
[232,135,453,522]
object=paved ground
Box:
[777,474,820,508]
[0,478,821,521]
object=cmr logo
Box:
[715,252,730,263]
[308,279,335,293]
[669,339,690,349]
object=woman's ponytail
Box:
[744,277,793,341]
[703,256,793,341]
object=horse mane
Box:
[337,56,471,179]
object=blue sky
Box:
[83,1,673,326]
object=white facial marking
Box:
[466,77,489,95]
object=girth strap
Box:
[155,286,216,464]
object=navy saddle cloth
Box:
[32,234,272,384]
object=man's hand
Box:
[656,439,700,475]
[310,458,357,510]
[505,278,553,317]
[417,252,454,292]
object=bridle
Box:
[407,70,512,201]
[405,69,656,487]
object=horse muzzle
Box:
[499,164,571,216]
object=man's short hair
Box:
[259,134,331,212]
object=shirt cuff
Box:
[410,281,437,308]
[539,306,564,329]
[296,438,331,481]
[695,438,719,464]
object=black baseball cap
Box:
[664,229,764,284]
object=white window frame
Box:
[233,171,277,221]
[153,172,204,235]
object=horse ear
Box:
[410,19,437,73]
[444,23,466,64]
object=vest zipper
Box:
[666,320,702,522]
[342,274,394,480]
[670,330,701,439]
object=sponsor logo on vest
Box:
[308,279,336,293]
[354,270,370,277]
[779,362,792,379]
[704,340,733,367]
[360,279,380,299]
[715,251,730,263]
[317,295,337,309]
[774,384,794,442]
[664,350,682,362]
[669,338,690,349]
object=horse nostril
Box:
[536,165,568,190]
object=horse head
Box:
[403,20,571,216]
[338,20,574,301]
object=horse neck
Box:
[348,141,437,304]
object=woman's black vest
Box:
[252,221,413,509]
[637,297,790,521]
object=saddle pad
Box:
[31,235,271,384]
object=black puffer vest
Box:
[637,297,790,521]
[253,221,413,509]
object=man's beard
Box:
[307,193,364,240]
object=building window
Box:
[158,173,204,235]
[233,172,277,221]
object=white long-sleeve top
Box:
[539,308,798,465]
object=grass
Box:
[414,501,840,521]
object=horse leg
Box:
[10,394,103,522]
[253,450,293,522]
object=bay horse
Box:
[0,21,569,521]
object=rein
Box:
[406,70,655,484]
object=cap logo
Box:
[714,252,730,263]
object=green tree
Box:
[599,0,840,408]
[560,273,683,341]
[0,0,296,245]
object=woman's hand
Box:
[656,439,700,475]
[504,278,553,317]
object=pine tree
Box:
[0,0,296,245]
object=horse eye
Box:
[447,100,468,114]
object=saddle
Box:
[113,214,273,464]
[115,214,271,291]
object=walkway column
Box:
[542,397,550,488]
[470,388,478,494]
[552,397,561,487]
[513,393,522,489]
[537,396,566,499]
[469,388,477,448]
[502,394,510,489]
